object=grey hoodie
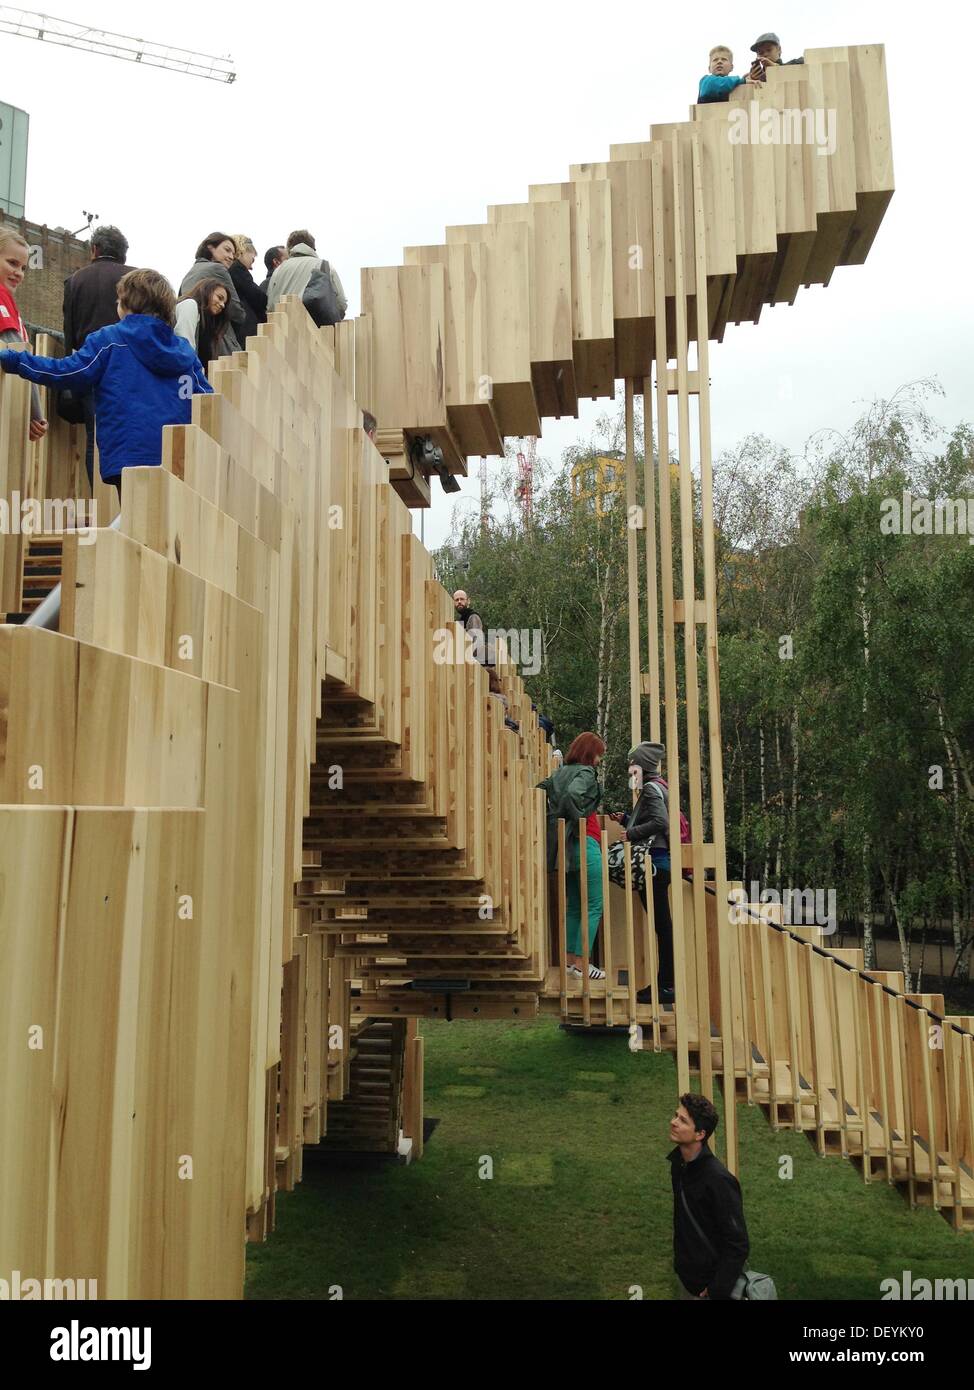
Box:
[266,243,347,317]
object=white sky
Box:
[6,0,972,550]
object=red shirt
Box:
[586,813,602,844]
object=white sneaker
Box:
[587,964,606,980]
[566,964,582,978]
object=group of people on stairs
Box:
[0,222,347,497]
[537,733,679,1001]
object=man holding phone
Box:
[749,31,805,82]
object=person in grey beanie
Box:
[748,31,805,82]
[620,741,675,1004]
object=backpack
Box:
[302,259,345,327]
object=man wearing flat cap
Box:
[749,31,805,82]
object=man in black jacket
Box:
[668,1093,749,1299]
[259,245,285,297]
[62,224,129,490]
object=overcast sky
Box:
[6,1,972,549]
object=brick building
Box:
[3,215,89,338]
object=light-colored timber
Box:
[4,46,966,1304]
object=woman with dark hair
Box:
[537,731,606,980]
[227,234,267,345]
[179,232,244,350]
[174,279,233,373]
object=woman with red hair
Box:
[538,732,606,979]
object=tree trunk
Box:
[862,833,874,969]
[774,716,783,888]
[740,756,747,889]
[789,705,799,898]
[860,580,874,968]
[759,722,768,883]
[885,872,912,992]
[603,610,617,765]
[595,560,611,742]
[938,697,969,983]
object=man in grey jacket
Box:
[267,230,347,318]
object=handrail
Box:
[702,881,974,1040]
[23,512,122,630]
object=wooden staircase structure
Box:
[317,1019,407,1154]
[3,43,969,1301]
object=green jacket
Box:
[537,764,601,872]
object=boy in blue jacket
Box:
[697,46,755,104]
[0,267,212,497]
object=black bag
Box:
[55,388,87,426]
[302,259,344,327]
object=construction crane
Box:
[0,7,236,82]
[515,436,536,525]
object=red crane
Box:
[515,436,535,525]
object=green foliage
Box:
[438,385,974,984]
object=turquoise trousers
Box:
[565,836,604,954]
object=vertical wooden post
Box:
[600,823,614,1027]
[870,981,894,1181]
[579,816,591,1025]
[642,377,661,744]
[691,134,739,1171]
[558,819,568,1021]
[411,1032,425,1162]
[623,841,638,1027]
[671,133,712,1101]
[624,376,641,747]
[644,862,661,1052]
[650,143,690,1095]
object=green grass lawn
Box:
[245,1017,974,1300]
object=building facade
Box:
[7,215,89,337]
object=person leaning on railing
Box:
[538,732,607,981]
[696,44,759,104]
[175,278,235,375]
[179,232,246,352]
